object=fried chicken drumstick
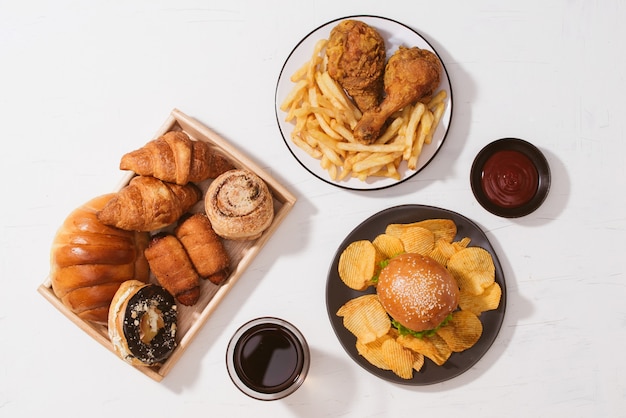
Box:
[354,46,442,144]
[326,20,386,113]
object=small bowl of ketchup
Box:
[471,138,551,218]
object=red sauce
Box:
[481,150,538,208]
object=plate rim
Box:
[325,204,507,385]
[274,15,454,191]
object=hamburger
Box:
[376,253,459,337]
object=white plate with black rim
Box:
[275,15,454,191]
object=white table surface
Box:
[2,1,625,417]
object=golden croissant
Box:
[97,175,202,231]
[120,131,234,185]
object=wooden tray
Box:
[38,109,297,381]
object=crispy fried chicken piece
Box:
[326,20,386,113]
[354,46,442,144]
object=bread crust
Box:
[50,194,150,324]
[377,253,459,332]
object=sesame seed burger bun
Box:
[377,253,459,332]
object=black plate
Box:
[325,205,507,385]
[470,138,551,218]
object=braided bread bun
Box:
[49,194,150,324]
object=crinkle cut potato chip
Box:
[427,245,449,266]
[381,338,416,380]
[447,247,495,295]
[371,233,405,259]
[338,240,377,290]
[400,226,435,255]
[459,282,502,315]
[436,310,483,352]
[356,334,393,370]
[453,236,472,251]
[397,333,452,366]
[428,239,458,266]
[337,294,391,344]
[387,219,457,244]
[428,236,472,267]
[412,349,425,373]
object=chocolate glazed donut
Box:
[205,169,274,241]
[108,280,177,366]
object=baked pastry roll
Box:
[204,169,274,240]
[175,213,230,285]
[144,233,201,306]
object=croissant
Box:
[97,175,202,231]
[120,131,234,185]
[144,233,200,306]
[50,194,150,324]
[175,213,230,285]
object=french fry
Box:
[427,89,447,109]
[383,162,401,180]
[425,101,445,145]
[319,143,344,168]
[352,152,402,173]
[408,110,434,170]
[375,116,405,145]
[402,102,426,160]
[320,72,362,119]
[307,129,343,154]
[292,134,322,159]
[337,142,406,153]
[304,39,328,83]
[280,79,308,112]
[331,119,356,143]
[307,87,343,140]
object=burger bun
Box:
[377,253,459,332]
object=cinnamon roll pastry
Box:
[204,169,274,240]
